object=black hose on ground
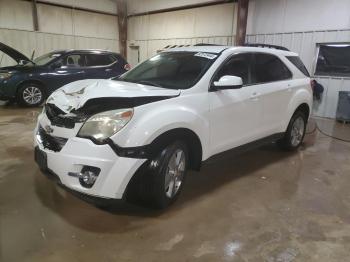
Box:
[305,118,350,143]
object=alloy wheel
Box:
[290,116,305,147]
[164,149,186,199]
[22,86,42,105]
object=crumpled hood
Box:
[47,79,181,113]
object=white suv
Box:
[34,45,312,208]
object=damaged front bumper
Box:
[34,112,146,199]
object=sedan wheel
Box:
[18,84,45,107]
[23,86,42,105]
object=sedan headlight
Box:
[0,72,12,80]
[78,108,133,143]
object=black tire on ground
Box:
[278,111,307,151]
[17,83,45,107]
[126,141,189,209]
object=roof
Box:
[49,49,119,55]
[166,45,230,54]
[163,45,298,56]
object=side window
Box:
[85,54,116,67]
[214,53,251,85]
[253,53,292,84]
[61,54,85,67]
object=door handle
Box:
[286,84,292,92]
[250,92,260,100]
[105,68,112,72]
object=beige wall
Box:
[41,0,117,14]
[127,0,225,15]
[0,0,34,31]
[127,2,236,65]
[247,0,350,35]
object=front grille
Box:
[37,126,68,152]
[45,104,87,129]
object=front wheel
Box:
[17,83,45,107]
[279,111,307,150]
[127,141,189,209]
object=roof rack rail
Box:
[244,43,290,51]
[194,43,224,46]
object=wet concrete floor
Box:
[0,105,350,261]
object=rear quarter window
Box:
[286,56,310,77]
[85,54,116,67]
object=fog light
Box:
[78,166,101,188]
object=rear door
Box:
[251,53,293,136]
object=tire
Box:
[17,83,45,107]
[278,111,307,150]
[127,141,189,209]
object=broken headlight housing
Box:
[78,108,133,143]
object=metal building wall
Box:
[127,3,236,64]
[246,29,350,118]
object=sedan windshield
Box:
[118,52,218,89]
[34,53,62,66]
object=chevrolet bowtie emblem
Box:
[44,125,54,134]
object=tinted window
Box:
[315,44,350,76]
[214,53,251,85]
[287,56,310,76]
[119,52,217,90]
[85,54,116,66]
[253,53,292,83]
[61,54,85,67]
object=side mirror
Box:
[212,75,243,90]
[18,60,29,66]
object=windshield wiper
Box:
[137,80,163,88]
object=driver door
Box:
[208,53,264,155]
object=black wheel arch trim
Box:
[16,79,47,95]
[79,127,203,171]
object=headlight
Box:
[78,108,133,143]
[0,72,12,80]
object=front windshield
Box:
[34,53,62,66]
[118,51,218,89]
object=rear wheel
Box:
[17,83,45,107]
[279,111,307,150]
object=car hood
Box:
[47,79,181,113]
[0,42,32,64]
